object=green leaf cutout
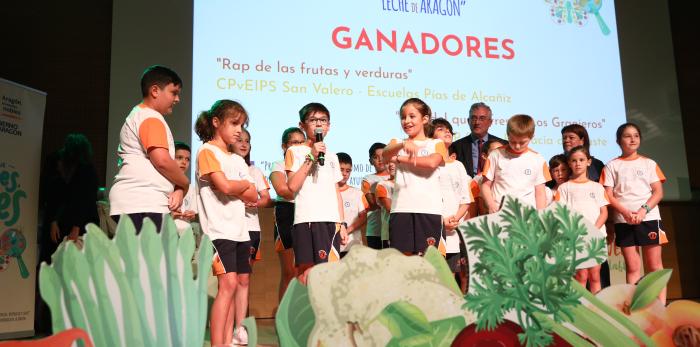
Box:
[428,316,467,347]
[376,301,431,339]
[630,269,672,312]
[276,279,316,347]
[423,246,462,296]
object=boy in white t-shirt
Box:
[109,65,189,232]
[286,102,348,284]
[172,141,198,235]
[361,142,389,250]
[482,114,551,212]
[337,152,369,258]
[431,118,473,284]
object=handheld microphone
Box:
[314,127,325,166]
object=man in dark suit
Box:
[451,102,507,177]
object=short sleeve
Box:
[197,149,221,176]
[139,118,169,151]
[483,151,497,181]
[376,183,389,199]
[541,161,552,183]
[534,155,550,185]
[253,167,269,192]
[434,140,448,161]
[333,155,343,183]
[553,188,561,202]
[361,179,372,194]
[285,146,309,172]
[595,184,609,207]
[600,165,614,187]
[359,193,369,210]
[457,163,474,204]
[651,161,666,183]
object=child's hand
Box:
[182,210,196,221]
[487,202,500,214]
[50,222,60,243]
[443,216,459,231]
[168,188,185,211]
[339,224,348,245]
[245,201,258,208]
[403,140,418,158]
[68,226,80,241]
[621,209,636,224]
[311,142,326,160]
[633,208,647,224]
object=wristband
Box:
[641,204,651,213]
[305,153,315,163]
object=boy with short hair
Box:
[172,141,198,235]
[285,102,348,283]
[337,152,369,258]
[109,65,190,232]
[361,142,389,249]
[482,114,551,212]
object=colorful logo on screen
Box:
[381,0,467,17]
[546,0,611,36]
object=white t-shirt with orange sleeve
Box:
[439,159,474,253]
[339,185,369,252]
[245,164,270,231]
[389,138,447,215]
[600,156,665,224]
[483,147,551,208]
[196,143,251,242]
[285,145,343,224]
[362,173,390,237]
[375,179,395,242]
[109,105,175,215]
[554,181,610,235]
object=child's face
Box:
[550,163,570,185]
[618,126,640,154]
[152,83,181,116]
[568,151,591,178]
[339,163,352,185]
[174,149,191,172]
[370,148,386,173]
[232,131,251,157]
[283,132,305,151]
[300,111,330,142]
[214,114,245,146]
[562,132,584,153]
[432,125,453,147]
[400,104,429,138]
[507,134,531,154]
[387,162,397,176]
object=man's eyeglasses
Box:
[469,115,491,122]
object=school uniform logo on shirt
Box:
[524,169,532,175]
[636,170,644,176]
[344,201,350,207]
[589,192,596,199]
[330,161,336,169]
[420,149,429,156]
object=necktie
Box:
[477,139,485,173]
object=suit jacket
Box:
[451,133,507,177]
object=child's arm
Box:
[595,206,608,229]
[149,147,190,190]
[348,211,367,235]
[270,171,294,201]
[336,187,348,244]
[206,171,251,197]
[604,186,635,224]
[255,189,273,208]
[481,178,499,213]
[395,153,444,170]
[534,183,546,210]
[240,184,258,204]
[632,181,663,224]
[382,139,408,163]
[362,179,380,211]
[454,203,469,222]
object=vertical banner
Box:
[0,78,46,338]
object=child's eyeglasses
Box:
[305,117,329,125]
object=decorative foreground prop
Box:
[37,215,213,347]
[275,197,698,347]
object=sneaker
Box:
[232,326,248,346]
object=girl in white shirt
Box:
[194,100,258,346]
[554,146,609,293]
[601,123,667,302]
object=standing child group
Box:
[109,65,670,346]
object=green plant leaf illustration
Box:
[276,279,316,347]
[375,301,432,339]
[630,269,672,312]
[423,246,462,296]
[242,316,258,347]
